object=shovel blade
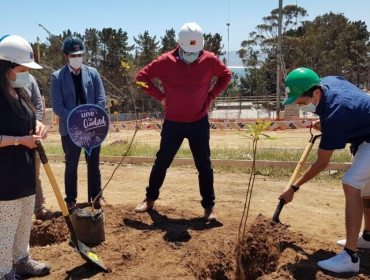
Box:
[77,240,108,272]
[69,237,108,272]
[272,199,285,223]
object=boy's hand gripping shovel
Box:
[272,131,321,224]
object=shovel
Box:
[272,131,321,224]
[35,140,108,272]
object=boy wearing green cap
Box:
[279,67,370,274]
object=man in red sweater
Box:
[134,22,232,221]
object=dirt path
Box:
[27,162,370,280]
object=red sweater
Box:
[136,49,232,123]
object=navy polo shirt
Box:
[314,76,370,150]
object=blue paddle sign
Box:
[67,104,109,156]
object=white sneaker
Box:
[317,250,359,273]
[337,233,370,249]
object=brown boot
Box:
[35,209,62,221]
[66,201,76,214]
[133,198,154,213]
[204,207,217,222]
[93,197,107,209]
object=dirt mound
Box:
[27,202,370,280]
[236,214,288,280]
[30,216,69,246]
[235,214,370,280]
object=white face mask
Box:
[8,69,30,88]
[69,57,83,69]
[183,53,199,63]
[300,102,317,113]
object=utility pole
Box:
[276,0,283,119]
[227,23,230,66]
[226,0,231,119]
[36,37,41,63]
[226,0,230,66]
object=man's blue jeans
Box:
[61,135,102,203]
[146,115,215,208]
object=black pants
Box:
[146,116,215,208]
[61,135,102,203]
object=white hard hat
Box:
[0,35,42,69]
[177,22,204,52]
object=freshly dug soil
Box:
[30,216,69,247]
[236,214,287,280]
[27,163,370,279]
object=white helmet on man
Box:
[177,22,204,52]
[0,35,42,69]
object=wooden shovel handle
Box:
[272,134,321,223]
[35,140,69,217]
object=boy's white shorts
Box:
[342,142,370,197]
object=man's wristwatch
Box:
[14,136,19,146]
[291,184,299,192]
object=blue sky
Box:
[1,0,369,52]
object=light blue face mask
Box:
[182,53,199,63]
[8,69,30,88]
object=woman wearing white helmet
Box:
[0,35,50,280]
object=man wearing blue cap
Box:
[50,35,106,211]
